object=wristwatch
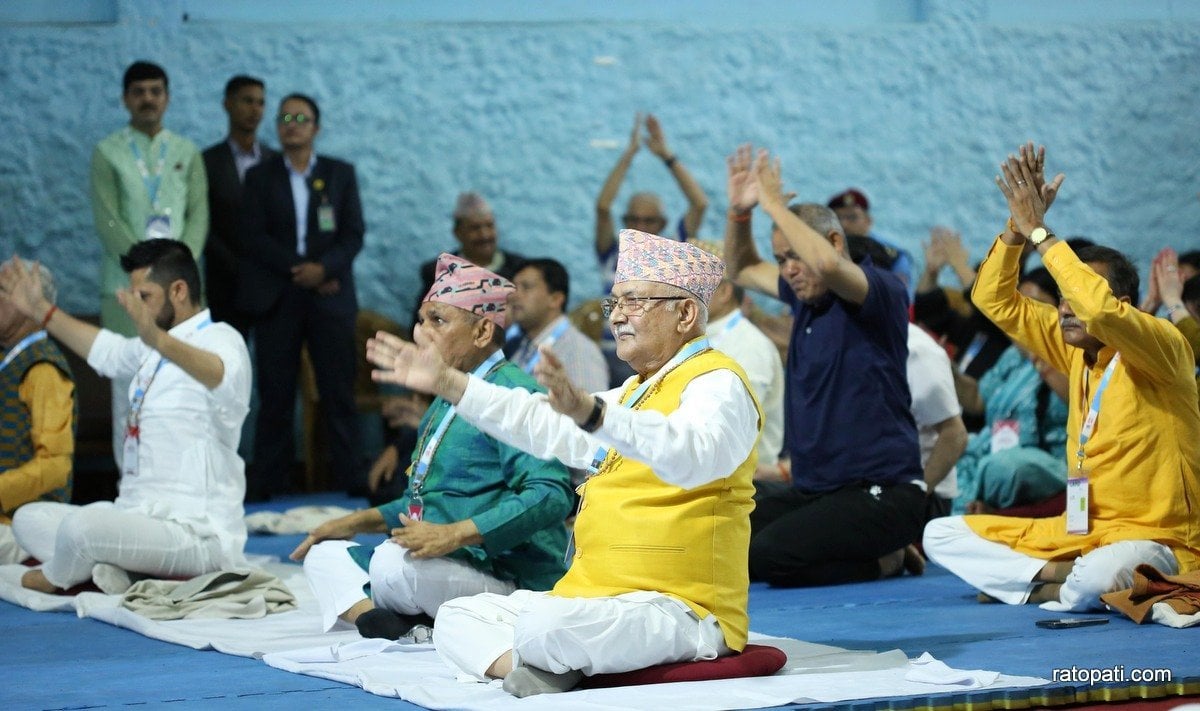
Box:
[1028,226,1053,247]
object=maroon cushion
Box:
[578,644,787,689]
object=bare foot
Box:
[965,500,996,515]
[976,592,1000,604]
[21,569,62,594]
[1028,582,1062,604]
[878,548,906,578]
[1036,559,1074,584]
[902,544,926,576]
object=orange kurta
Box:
[968,239,1200,571]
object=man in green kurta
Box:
[90,61,208,467]
[290,254,573,639]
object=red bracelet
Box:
[729,210,751,224]
[41,305,58,329]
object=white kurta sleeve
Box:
[86,329,148,380]
[455,368,759,490]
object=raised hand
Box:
[0,257,51,321]
[1141,248,1165,312]
[367,330,447,396]
[1020,142,1065,213]
[532,345,593,423]
[923,229,949,274]
[643,113,672,159]
[727,144,759,213]
[996,150,1048,236]
[116,286,165,349]
[624,112,642,156]
[1155,247,1185,307]
[751,149,791,211]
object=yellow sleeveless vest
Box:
[551,347,762,651]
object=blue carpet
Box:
[7,494,1198,710]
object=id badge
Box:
[1066,474,1089,535]
[990,419,1021,453]
[144,214,171,240]
[121,429,139,479]
[317,204,336,232]
[407,495,424,522]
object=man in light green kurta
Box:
[90,61,208,465]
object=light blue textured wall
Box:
[2,0,1198,324]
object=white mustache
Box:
[613,325,636,338]
[1060,317,1083,328]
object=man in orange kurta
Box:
[924,145,1200,612]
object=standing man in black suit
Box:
[203,75,276,337]
[238,93,364,501]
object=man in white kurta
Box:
[367,229,762,698]
[2,240,250,594]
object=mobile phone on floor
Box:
[1035,617,1110,629]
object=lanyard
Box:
[1075,352,1120,471]
[520,317,571,373]
[709,311,743,346]
[0,331,48,373]
[127,317,212,434]
[958,332,987,372]
[129,132,169,209]
[409,349,505,495]
[586,336,711,474]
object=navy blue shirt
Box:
[780,259,922,493]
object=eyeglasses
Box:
[277,113,312,125]
[600,295,685,318]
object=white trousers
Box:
[11,501,223,589]
[0,524,28,564]
[302,539,516,632]
[110,374,132,469]
[923,516,1179,611]
[435,589,730,680]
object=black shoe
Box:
[355,608,434,640]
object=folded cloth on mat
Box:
[1101,563,1200,627]
[121,568,297,620]
[262,634,1048,710]
[245,506,356,534]
[74,561,359,656]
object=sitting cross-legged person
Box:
[0,263,75,564]
[2,241,251,595]
[924,143,1200,612]
[290,254,573,639]
[366,230,761,697]
[952,267,1070,516]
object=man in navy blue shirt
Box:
[722,145,925,586]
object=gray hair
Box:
[661,282,709,330]
[783,203,843,240]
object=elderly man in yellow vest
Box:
[367,229,762,698]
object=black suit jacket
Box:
[203,141,277,320]
[237,154,365,317]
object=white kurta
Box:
[906,324,962,498]
[86,309,252,566]
[707,310,785,467]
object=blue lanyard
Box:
[1075,353,1120,471]
[958,332,987,372]
[0,331,48,373]
[409,349,505,494]
[128,317,212,423]
[587,336,711,473]
[129,133,169,209]
[520,317,571,373]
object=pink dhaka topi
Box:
[422,253,514,328]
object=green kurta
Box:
[91,126,208,335]
[371,361,573,591]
